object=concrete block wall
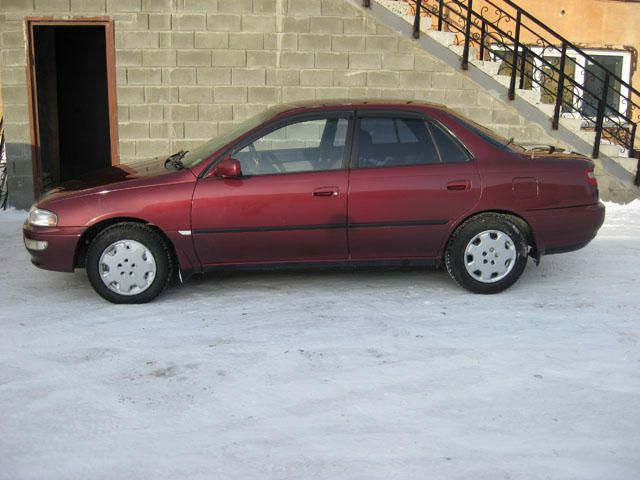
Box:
[0,0,559,208]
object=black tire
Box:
[86,222,174,304]
[445,213,529,294]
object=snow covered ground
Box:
[0,203,639,480]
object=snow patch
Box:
[0,202,639,479]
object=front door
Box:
[26,19,119,197]
[192,114,352,265]
[348,113,481,259]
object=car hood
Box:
[52,157,172,192]
[37,156,196,208]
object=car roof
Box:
[272,99,448,115]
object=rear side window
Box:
[428,123,471,163]
[446,110,525,152]
[357,117,439,168]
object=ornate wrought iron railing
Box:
[362,0,640,186]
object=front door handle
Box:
[446,180,471,191]
[313,187,339,197]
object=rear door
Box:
[191,112,353,265]
[347,111,481,259]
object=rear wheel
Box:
[86,223,174,304]
[445,213,529,294]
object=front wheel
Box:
[86,223,174,304]
[445,213,529,294]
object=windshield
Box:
[179,105,290,168]
[446,110,525,153]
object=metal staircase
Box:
[362,0,640,187]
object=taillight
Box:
[585,167,598,187]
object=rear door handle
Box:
[313,187,339,197]
[446,180,471,191]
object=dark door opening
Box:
[27,19,119,196]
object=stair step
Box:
[611,156,640,175]
[495,74,511,88]
[376,0,409,16]
[559,117,584,131]
[469,59,501,76]
[449,45,479,59]
[575,130,597,144]
[600,143,629,158]
[536,103,555,116]
[376,0,435,32]
[427,30,457,47]
[516,88,542,104]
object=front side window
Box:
[179,105,289,168]
[233,117,349,176]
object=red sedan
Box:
[23,101,605,303]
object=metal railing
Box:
[0,117,7,210]
[363,0,640,185]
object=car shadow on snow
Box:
[35,253,580,305]
[160,252,583,303]
[163,262,543,301]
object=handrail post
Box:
[508,10,522,101]
[461,0,473,70]
[593,72,611,159]
[413,0,423,38]
[552,42,568,130]
[362,0,371,7]
[479,19,486,61]
[518,47,527,89]
[630,124,639,186]
[438,0,444,31]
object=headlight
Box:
[28,206,58,227]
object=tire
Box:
[86,222,174,304]
[445,213,529,294]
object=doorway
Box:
[26,19,119,197]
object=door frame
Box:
[25,17,120,198]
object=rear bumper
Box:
[526,202,606,256]
[23,223,83,272]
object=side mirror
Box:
[212,157,242,179]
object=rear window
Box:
[429,123,471,163]
[446,110,525,153]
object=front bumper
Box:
[23,222,83,272]
[526,202,606,256]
